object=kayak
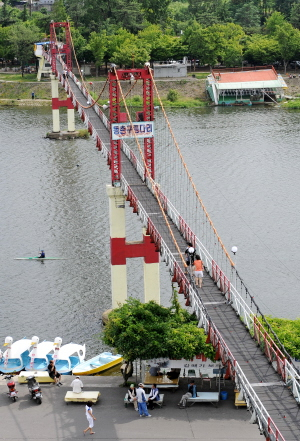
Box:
[14,257,65,260]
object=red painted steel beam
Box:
[49,22,72,75]
[110,236,159,265]
[52,97,74,110]
[108,67,155,186]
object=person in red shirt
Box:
[193,255,204,288]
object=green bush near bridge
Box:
[262,316,300,359]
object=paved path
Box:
[0,375,261,441]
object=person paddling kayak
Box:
[38,250,45,258]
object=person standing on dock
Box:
[83,401,96,435]
[193,255,204,288]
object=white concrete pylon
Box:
[106,185,160,308]
[50,74,60,133]
[107,185,127,308]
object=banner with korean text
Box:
[111,121,154,140]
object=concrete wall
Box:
[154,63,187,78]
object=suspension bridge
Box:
[43,22,300,441]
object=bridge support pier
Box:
[48,74,76,139]
[107,185,160,308]
[50,74,60,133]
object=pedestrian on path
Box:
[193,254,204,288]
[83,401,96,435]
[136,383,151,417]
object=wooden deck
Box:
[57,61,300,440]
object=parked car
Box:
[289,61,300,69]
[272,61,282,68]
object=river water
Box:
[1,104,299,358]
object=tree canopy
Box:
[2,0,300,69]
[102,295,215,362]
[260,316,300,359]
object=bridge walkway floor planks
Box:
[199,274,300,441]
[57,61,300,441]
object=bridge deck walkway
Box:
[200,272,300,440]
[58,63,300,440]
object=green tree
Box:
[188,0,230,25]
[275,22,300,72]
[258,316,300,359]
[290,2,300,29]
[111,39,150,67]
[0,0,20,26]
[88,31,108,75]
[9,22,42,75]
[265,11,286,35]
[51,0,67,22]
[20,4,29,22]
[70,27,90,62]
[0,25,13,62]
[244,34,280,65]
[31,11,51,34]
[234,1,261,30]
[103,296,215,365]
[273,0,294,18]
[138,26,185,61]
[140,0,171,24]
[187,22,245,67]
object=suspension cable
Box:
[113,66,187,269]
[148,68,234,267]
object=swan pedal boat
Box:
[0,338,32,374]
[72,352,123,375]
[23,341,55,371]
[52,343,86,375]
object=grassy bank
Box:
[0,77,208,107]
[281,99,300,109]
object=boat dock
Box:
[0,375,262,440]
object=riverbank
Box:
[0,77,207,107]
[0,375,261,441]
[1,75,300,107]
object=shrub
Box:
[167,89,179,102]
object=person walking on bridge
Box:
[193,254,204,288]
[185,242,196,273]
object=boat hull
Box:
[73,353,123,375]
[14,257,65,260]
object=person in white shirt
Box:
[136,383,151,417]
[83,401,96,435]
[71,376,83,393]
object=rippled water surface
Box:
[1,104,300,359]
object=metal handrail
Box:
[52,60,297,439]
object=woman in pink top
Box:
[193,255,204,288]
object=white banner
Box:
[111,121,154,140]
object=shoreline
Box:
[1,76,299,107]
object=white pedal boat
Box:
[0,336,32,374]
[23,336,55,371]
[51,341,86,375]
